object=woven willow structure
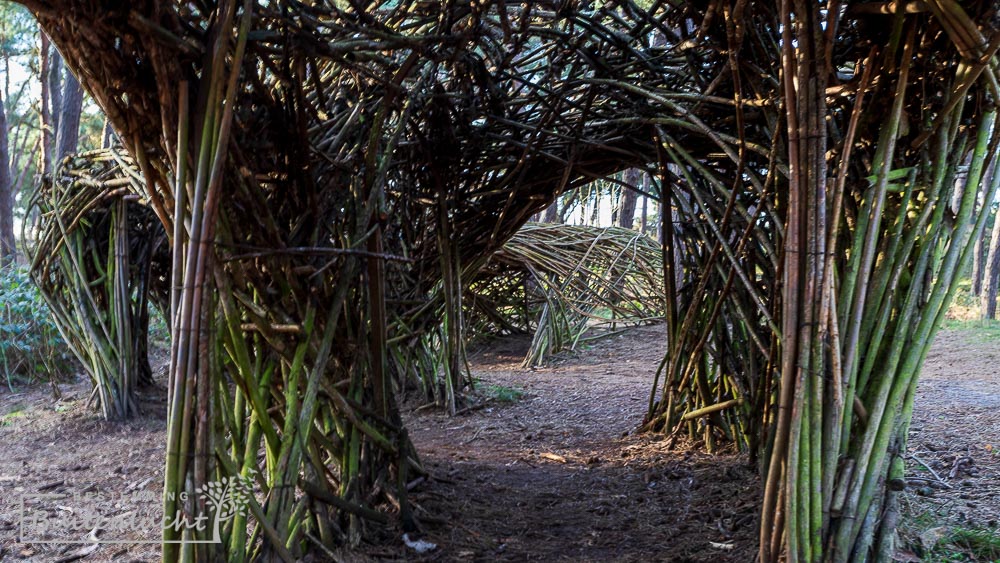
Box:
[468,223,665,367]
[17,0,1000,561]
[27,150,166,419]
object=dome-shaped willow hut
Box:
[15,0,1000,561]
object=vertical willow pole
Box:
[163,1,251,559]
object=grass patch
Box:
[947,527,1000,561]
[483,384,524,404]
[0,408,27,426]
[901,508,1000,562]
[918,527,1000,562]
[939,318,1000,343]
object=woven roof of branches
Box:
[21,0,998,331]
[21,1,782,282]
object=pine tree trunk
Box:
[55,72,83,161]
[589,189,600,225]
[640,173,649,234]
[982,205,1000,319]
[542,197,559,222]
[39,34,55,175]
[972,165,995,296]
[0,87,15,264]
[48,46,63,161]
[618,168,639,229]
[972,227,986,295]
[610,183,620,225]
[101,117,114,149]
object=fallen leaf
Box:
[540,452,567,463]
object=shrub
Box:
[0,266,78,389]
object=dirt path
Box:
[900,329,1000,555]
[0,381,167,561]
[396,326,759,562]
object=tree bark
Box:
[557,190,578,223]
[55,70,83,162]
[101,117,114,148]
[618,168,639,229]
[589,189,600,225]
[610,183,619,225]
[972,225,987,295]
[39,33,60,176]
[542,197,559,222]
[49,47,63,138]
[0,87,15,264]
[982,204,1000,319]
[640,173,649,234]
[972,165,995,296]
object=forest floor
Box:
[390,326,759,562]
[896,325,1000,561]
[0,324,997,561]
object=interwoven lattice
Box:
[21,0,1000,560]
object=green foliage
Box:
[919,526,1000,562]
[0,407,25,426]
[0,266,76,389]
[901,508,1000,562]
[939,318,1000,342]
[147,303,171,350]
[484,384,524,404]
[945,527,1000,561]
[0,4,35,60]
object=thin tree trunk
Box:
[589,186,601,225]
[55,71,83,162]
[972,165,995,296]
[982,204,1000,319]
[0,87,15,264]
[9,119,27,181]
[542,196,559,222]
[102,117,114,149]
[610,182,619,225]
[972,224,987,295]
[11,140,39,203]
[557,190,578,223]
[640,173,649,234]
[48,46,63,160]
[619,168,639,229]
[39,33,55,175]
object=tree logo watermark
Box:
[19,474,254,545]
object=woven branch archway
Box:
[17,0,1000,561]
